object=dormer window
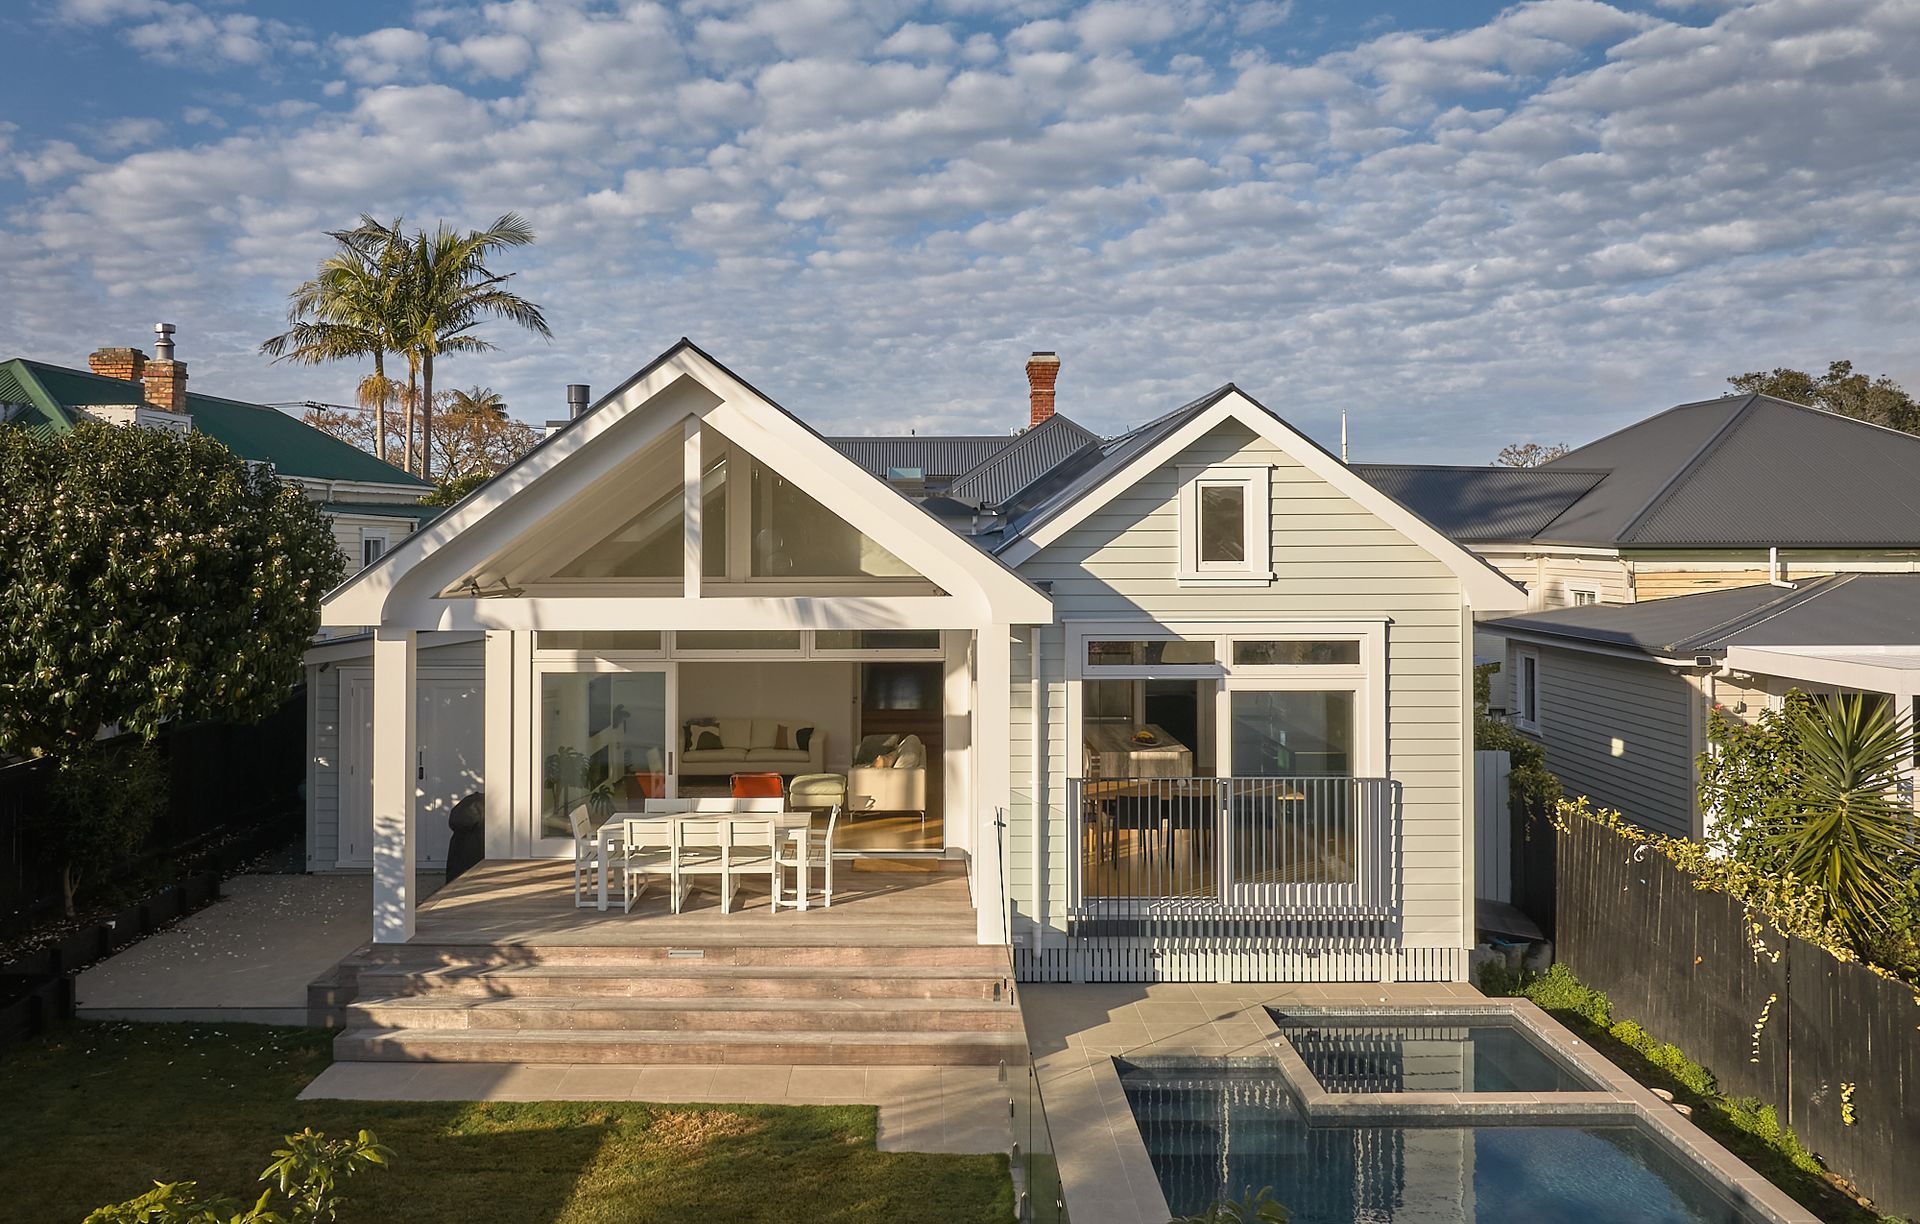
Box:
[1177,465,1272,586]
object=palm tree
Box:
[1766,694,1919,942]
[261,217,409,464]
[443,386,508,418]
[395,214,550,481]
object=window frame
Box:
[359,527,391,571]
[1566,582,1601,607]
[1175,464,1273,587]
[1512,646,1542,734]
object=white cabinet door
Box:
[336,671,482,869]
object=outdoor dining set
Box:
[568,797,840,915]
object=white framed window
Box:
[1176,465,1273,586]
[359,528,390,570]
[1512,647,1542,733]
[1567,583,1600,607]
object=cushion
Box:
[681,749,736,763]
[746,748,809,763]
[750,719,782,749]
[687,724,723,752]
[718,717,752,750]
[892,734,926,770]
[792,724,814,751]
[853,733,900,762]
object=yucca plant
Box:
[1765,694,1918,943]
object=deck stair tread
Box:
[335,1025,1026,1065]
[347,995,1016,1015]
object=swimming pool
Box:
[1271,1011,1598,1093]
[1121,1060,1761,1223]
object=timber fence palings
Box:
[1557,818,1920,1220]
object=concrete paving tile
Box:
[704,1064,792,1102]
[786,1065,870,1101]
[488,1064,571,1100]
[866,1066,944,1101]
[633,1064,720,1101]
[297,1062,420,1100]
[556,1064,645,1099]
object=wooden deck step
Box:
[349,961,1007,1001]
[348,940,1009,968]
[342,994,1023,1033]
[334,1025,1027,1066]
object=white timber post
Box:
[372,628,419,944]
[482,630,515,861]
[683,417,702,598]
[974,622,1014,947]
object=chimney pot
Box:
[141,323,188,414]
[1026,351,1060,428]
[567,383,591,418]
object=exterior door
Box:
[336,670,482,869]
[531,663,675,857]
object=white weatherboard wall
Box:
[308,636,485,871]
[1010,419,1473,980]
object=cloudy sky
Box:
[2,0,1916,462]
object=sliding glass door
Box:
[533,663,674,854]
[1223,686,1359,904]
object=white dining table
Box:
[594,810,814,912]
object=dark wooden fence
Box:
[0,692,305,934]
[1558,818,1920,1219]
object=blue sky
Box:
[2,0,1916,462]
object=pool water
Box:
[1121,1062,1753,1223]
[1274,1015,1596,1093]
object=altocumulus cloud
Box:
[5,0,1920,459]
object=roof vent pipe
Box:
[567,384,591,418]
[1768,546,1796,589]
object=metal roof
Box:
[826,434,1014,480]
[1352,464,1605,542]
[1485,573,1920,656]
[1532,394,1920,548]
[946,413,1099,507]
[1,358,430,488]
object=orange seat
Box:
[730,772,785,799]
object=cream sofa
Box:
[680,717,825,780]
[847,733,928,814]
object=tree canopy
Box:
[1729,360,1920,433]
[0,422,344,762]
[1493,441,1569,467]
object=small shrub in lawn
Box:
[85,1128,391,1224]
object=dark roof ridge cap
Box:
[1354,462,1615,476]
[1677,573,1850,652]
[1104,384,1235,444]
[1610,394,1759,544]
[1743,392,1920,444]
[1546,392,1754,467]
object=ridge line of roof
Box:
[1613,394,1759,545]
[1687,572,1855,651]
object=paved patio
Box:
[75,873,439,1024]
[298,1059,1013,1154]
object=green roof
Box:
[322,500,442,525]
[0,358,430,489]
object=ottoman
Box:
[788,772,847,812]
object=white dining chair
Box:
[621,817,677,914]
[673,818,731,912]
[722,818,781,913]
[568,803,618,909]
[774,805,838,911]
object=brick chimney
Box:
[141,322,188,413]
[1026,351,1059,427]
[88,346,147,384]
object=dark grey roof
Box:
[1485,574,1920,656]
[947,414,1098,507]
[827,434,1015,481]
[1352,465,1605,543]
[1531,394,1920,548]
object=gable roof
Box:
[947,413,1099,507]
[0,357,430,489]
[1485,573,1920,658]
[1531,394,1920,548]
[828,433,1014,481]
[994,385,1528,611]
[1352,464,1607,543]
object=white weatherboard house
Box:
[310,340,1525,985]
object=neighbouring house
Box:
[309,339,1526,987]
[1,324,436,595]
[1482,575,1920,838]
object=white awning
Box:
[1724,645,1920,697]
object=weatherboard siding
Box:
[1526,644,1697,837]
[1010,420,1473,972]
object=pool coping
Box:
[1022,985,1817,1224]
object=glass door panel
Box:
[1226,689,1356,900]
[537,667,671,847]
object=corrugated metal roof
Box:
[826,434,1014,480]
[2,358,429,489]
[1485,573,1920,655]
[947,414,1098,507]
[1352,464,1605,542]
[322,500,442,524]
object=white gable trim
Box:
[999,390,1527,612]
[321,342,1051,629]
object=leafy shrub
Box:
[86,1129,391,1224]
[40,740,168,915]
[1171,1186,1290,1223]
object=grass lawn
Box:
[0,1023,1017,1224]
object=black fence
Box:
[0,691,305,934]
[1558,818,1920,1220]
